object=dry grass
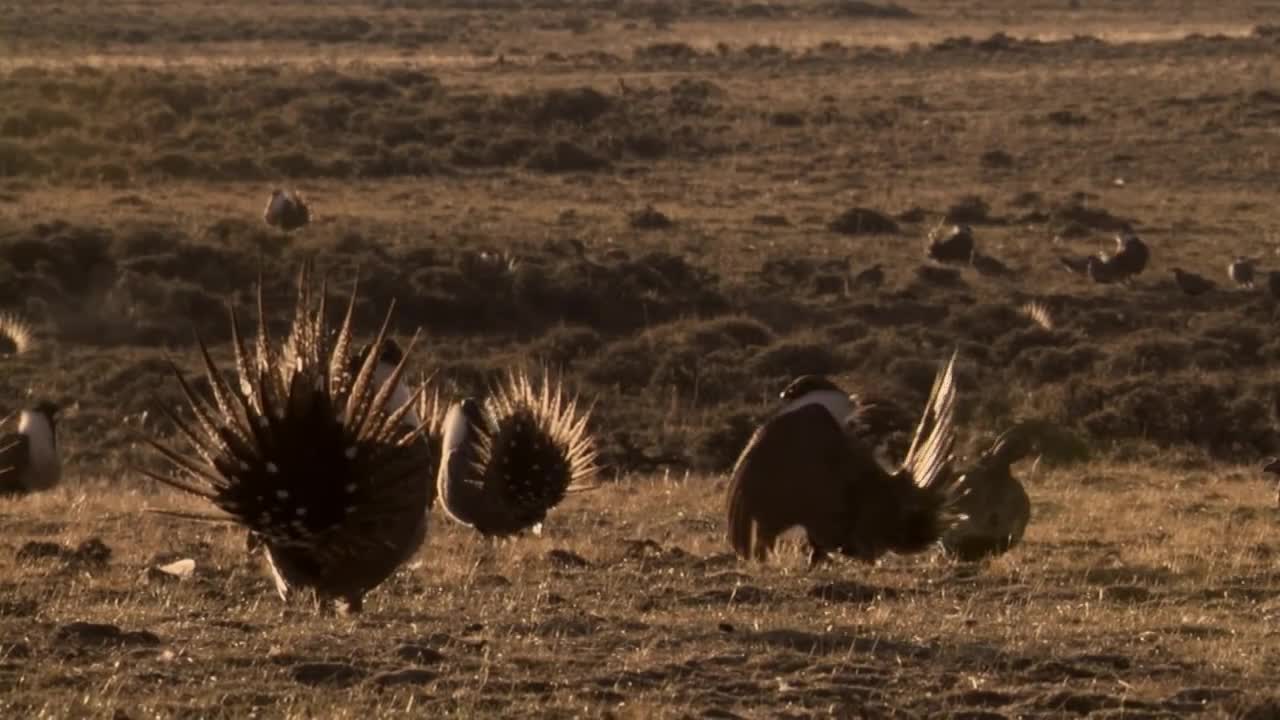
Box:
[2,467,1279,717]
[3,0,1280,716]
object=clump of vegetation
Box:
[945,195,995,224]
[828,207,899,235]
[628,205,674,230]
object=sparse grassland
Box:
[3,468,1280,717]
[3,0,1280,717]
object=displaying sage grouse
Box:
[436,370,598,537]
[0,312,35,356]
[780,377,913,464]
[1228,256,1258,289]
[1086,255,1121,284]
[726,353,966,566]
[263,189,311,232]
[0,401,61,496]
[243,336,426,555]
[1108,231,1148,281]
[940,423,1039,561]
[143,268,435,614]
[927,224,975,264]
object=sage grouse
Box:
[940,423,1039,561]
[0,401,61,496]
[0,312,35,356]
[725,353,966,566]
[927,224,975,264]
[436,371,598,537]
[1228,256,1258,289]
[241,335,426,556]
[1261,458,1280,507]
[143,268,435,613]
[1172,267,1216,296]
[263,189,311,232]
[1107,231,1148,281]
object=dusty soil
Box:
[3,0,1280,716]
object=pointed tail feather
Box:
[143,266,435,611]
[881,351,966,554]
[901,350,959,492]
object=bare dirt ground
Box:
[3,0,1280,716]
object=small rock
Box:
[717,622,734,633]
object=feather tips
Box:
[144,265,436,610]
[900,350,959,492]
[436,369,599,536]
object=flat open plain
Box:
[3,0,1280,717]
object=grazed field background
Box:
[3,0,1280,717]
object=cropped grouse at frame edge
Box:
[0,401,62,496]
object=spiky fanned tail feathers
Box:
[886,351,966,553]
[465,370,598,535]
[0,313,34,355]
[142,265,435,608]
